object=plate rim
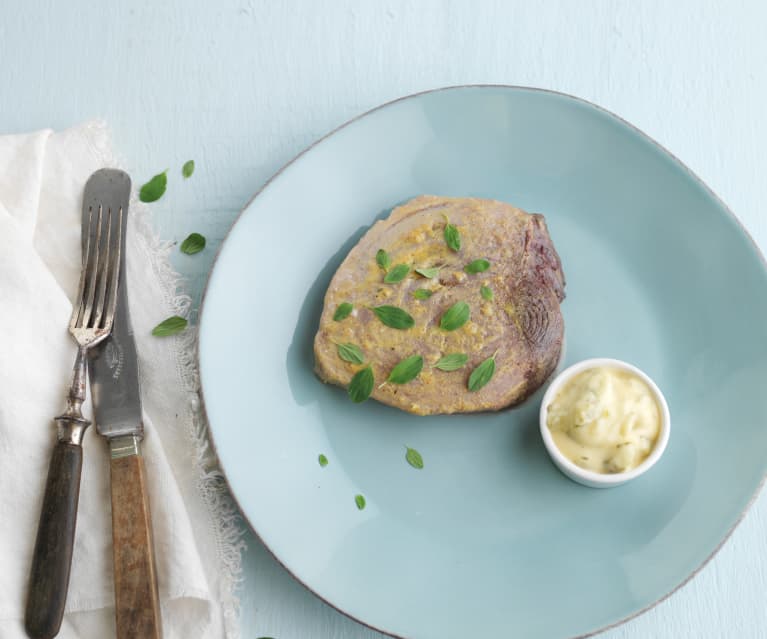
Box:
[197,84,767,639]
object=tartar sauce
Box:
[546,367,660,474]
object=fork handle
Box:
[26,349,89,639]
[25,439,84,639]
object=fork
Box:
[25,201,123,639]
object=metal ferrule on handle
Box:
[110,433,141,458]
[55,348,90,446]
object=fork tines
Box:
[71,204,123,336]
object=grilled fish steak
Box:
[314,195,566,415]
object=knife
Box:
[88,174,162,639]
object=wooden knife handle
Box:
[110,441,162,639]
[25,441,83,639]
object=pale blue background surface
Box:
[2,2,766,637]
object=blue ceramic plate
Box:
[199,86,767,639]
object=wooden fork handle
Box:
[110,439,162,639]
[26,351,90,638]
[25,440,84,639]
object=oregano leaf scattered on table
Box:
[151,315,187,337]
[405,446,424,469]
[180,232,206,255]
[182,160,195,178]
[139,170,168,202]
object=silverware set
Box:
[25,169,162,639]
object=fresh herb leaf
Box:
[387,355,423,384]
[383,263,410,283]
[371,305,414,329]
[480,285,494,301]
[465,259,490,274]
[355,494,366,510]
[139,170,168,203]
[376,249,390,272]
[468,354,496,392]
[434,353,468,371]
[444,219,461,252]
[413,288,434,300]
[182,160,195,178]
[318,454,328,467]
[333,302,353,321]
[336,342,364,364]
[405,447,424,469]
[180,232,206,255]
[439,301,470,331]
[151,315,187,336]
[415,266,440,279]
[348,366,374,403]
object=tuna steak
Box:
[314,195,566,415]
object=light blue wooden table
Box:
[3,2,766,637]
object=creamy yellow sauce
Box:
[546,367,660,474]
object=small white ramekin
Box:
[539,358,670,488]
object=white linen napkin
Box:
[0,121,244,638]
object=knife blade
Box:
[87,173,162,639]
[88,199,142,441]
